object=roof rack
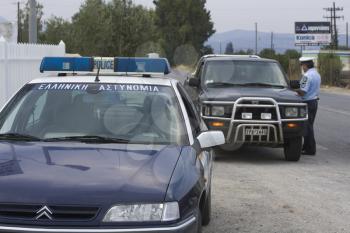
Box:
[202,54,261,59]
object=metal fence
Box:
[0,36,65,107]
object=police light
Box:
[40,56,171,75]
[40,57,94,73]
[115,57,170,74]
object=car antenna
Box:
[95,58,102,82]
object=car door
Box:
[177,83,213,191]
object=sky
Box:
[0,0,349,34]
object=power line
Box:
[323,2,344,49]
[255,22,258,55]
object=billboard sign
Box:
[295,22,332,46]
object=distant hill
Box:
[207,29,348,54]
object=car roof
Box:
[202,54,277,63]
[29,75,175,86]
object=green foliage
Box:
[201,45,214,56]
[153,0,215,64]
[225,42,234,54]
[234,49,254,55]
[39,17,72,46]
[39,0,215,61]
[318,52,343,86]
[259,49,276,59]
[40,0,158,56]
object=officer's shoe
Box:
[302,150,316,156]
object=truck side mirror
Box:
[189,78,200,87]
[290,80,300,89]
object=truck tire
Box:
[284,137,302,161]
[201,188,211,226]
[197,207,203,233]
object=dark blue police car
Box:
[0,57,225,232]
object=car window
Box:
[177,83,201,136]
[195,61,204,79]
[0,83,188,145]
[203,60,288,87]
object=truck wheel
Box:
[284,137,302,161]
[197,207,203,233]
[202,188,211,226]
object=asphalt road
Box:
[204,91,350,233]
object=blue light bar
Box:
[114,57,170,74]
[40,57,94,73]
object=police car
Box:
[185,55,308,162]
[0,57,225,233]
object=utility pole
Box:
[17,1,21,43]
[323,2,344,49]
[346,22,349,49]
[28,0,37,43]
[270,32,274,50]
[255,22,258,55]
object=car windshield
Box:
[0,83,188,145]
[203,60,288,87]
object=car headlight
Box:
[300,107,307,118]
[211,106,225,116]
[103,202,180,222]
[285,107,298,118]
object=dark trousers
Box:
[303,99,318,154]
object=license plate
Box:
[245,128,268,136]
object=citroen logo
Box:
[35,206,53,220]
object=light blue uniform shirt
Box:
[299,68,321,101]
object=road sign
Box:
[295,22,332,46]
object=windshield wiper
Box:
[43,135,130,144]
[206,82,243,87]
[240,82,286,88]
[0,133,41,141]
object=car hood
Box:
[0,142,182,206]
[200,87,302,103]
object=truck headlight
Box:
[211,106,225,116]
[300,107,307,118]
[285,107,298,118]
[103,202,179,222]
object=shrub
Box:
[318,52,343,86]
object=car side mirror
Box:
[196,131,225,149]
[290,80,300,89]
[188,78,200,87]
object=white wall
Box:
[0,37,65,107]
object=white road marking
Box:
[319,106,350,117]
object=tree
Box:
[41,0,158,56]
[225,42,234,54]
[40,17,72,48]
[18,1,44,43]
[201,45,214,56]
[259,48,276,59]
[68,0,112,56]
[154,0,215,64]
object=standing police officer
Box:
[296,57,321,156]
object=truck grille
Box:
[235,107,278,120]
[0,204,99,221]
